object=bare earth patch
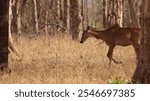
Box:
[0,34,136,84]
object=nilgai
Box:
[80,25,142,65]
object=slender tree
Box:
[16,0,22,34]
[91,0,95,26]
[84,0,89,28]
[59,0,63,21]
[63,0,69,31]
[32,0,39,34]
[103,0,107,28]
[45,11,48,35]
[81,0,84,30]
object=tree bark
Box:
[91,0,95,26]
[81,0,85,31]
[132,0,150,83]
[0,0,9,71]
[9,0,13,36]
[59,0,63,21]
[9,0,20,58]
[116,0,123,27]
[63,0,69,31]
[32,0,39,35]
[103,0,106,28]
[106,0,116,27]
[128,0,141,27]
[56,0,60,18]
[16,0,22,34]
[105,0,123,27]
[70,0,82,40]
[84,0,89,28]
[45,11,48,35]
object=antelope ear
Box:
[87,26,90,30]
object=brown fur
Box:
[80,25,142,66]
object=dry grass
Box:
[0,34,136,84]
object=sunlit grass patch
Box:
[0,33,137,84]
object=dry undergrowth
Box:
[0,33,136,84]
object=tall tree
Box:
[81,0,84,30]
[11,0,24,34]
[70,0,82,40]
[91,0,95,26]
[132,0,150,83]
[45,11,48,35]
[0,0,9,71]
[63,0,69,31]
[103,0,107,28]
[32,0,39,34]
[84,0,89,28]
[105,0,123,27]
[59,0,63,21]
[128,0,141,27]
[9,0,20,58]
[116,0,123,27]
[9,0,14,35]
[16,0,22,34]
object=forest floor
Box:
[0,34,136,84]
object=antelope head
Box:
[80,26,91,43]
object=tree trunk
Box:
[116,0,123,27]
[128,0,141,27]
[11,0,17,33]
[106,0,116,27]
[32,0,39,35]
[9,0,13,36]
[70,0,81,40]
[16,0,22,34]
[59,0,63,21]
[91,0,97,26]
[84,0,89,28]
[132,0,150,83]
[45,11,48,35]
[105,0,123,27]
[81,0,85,31]
[0,0,9,71]
[9,0,20,58]
[56,0,60,18]
[63,0,70,31]
[103,0,106,28]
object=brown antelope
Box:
[80,25,142,65]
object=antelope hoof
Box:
[113,60,123,64]
[117,61,123,64]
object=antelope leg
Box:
[107,44,115,66]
